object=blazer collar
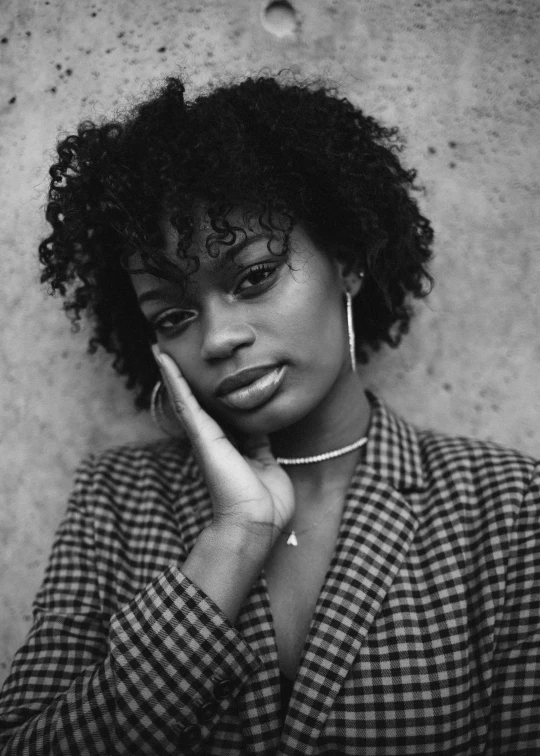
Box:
[363,391,425,494]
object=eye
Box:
[236,263,279,294]
[151,308,197,335]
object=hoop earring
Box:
[150,380,177,437]
[345,290,356,373]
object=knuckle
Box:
[174,400,187,416]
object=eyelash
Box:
[152,309,196,334]
[151,262,280,335]
[236,262,278,293]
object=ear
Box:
[337,262,365,298]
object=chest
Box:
[264,501,344,679]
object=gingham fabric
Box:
[1,394,539,755]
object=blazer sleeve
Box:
[486,462,540,753]
[0,455,261,755]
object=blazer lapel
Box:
[279,468,421,753]
[279,394,426,754]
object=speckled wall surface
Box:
[1,0,539,684]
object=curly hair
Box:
[39,72,434,410]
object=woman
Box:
[0,74,538,755]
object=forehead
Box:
[128,204,293,297]
[173,203,289,251]
[135,204,289,269]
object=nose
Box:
[199,298,256,361]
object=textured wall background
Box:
[1,0,539,685]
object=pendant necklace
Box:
[281,508,336,547]
[276,435,368,547]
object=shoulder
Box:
[72,437,200,503]
[415,424,539,520]
[417,425,536,477]
[66,438,212,556]
[368,392,538,505]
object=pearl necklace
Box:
[276,435,368,546]
[275,435,367,466]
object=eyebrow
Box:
[136,234,268,307]
[210,232,267,270]
[137,287,186,307]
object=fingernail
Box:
[152,345,167,372]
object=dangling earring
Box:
[345,290,356,373]
[150,380,177,437]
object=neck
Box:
[269,369,370,488]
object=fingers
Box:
[152,346,193,420]
[152,347,278,470]
[152,347,225,450]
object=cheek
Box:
[285,279,345,362]
[157,338,207,397]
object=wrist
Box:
[206,518,278,557]
[180,522,273,624]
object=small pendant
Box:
[286,531,298,547]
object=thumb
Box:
[241,434,277,466]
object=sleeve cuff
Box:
[109,564,262,748]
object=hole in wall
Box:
[262,0,297,38]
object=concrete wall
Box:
[1,0,539,685]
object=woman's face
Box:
[130,210,355,437]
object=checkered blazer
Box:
[1,394,539,755]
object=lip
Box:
[217,365,286,411]
[215,364,283,397]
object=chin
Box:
[212,389,318,439]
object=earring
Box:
[150,380,177,437]
[345,290,356,373]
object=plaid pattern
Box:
[1,394,539,755]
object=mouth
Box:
[216,365,286,411]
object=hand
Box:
[153,348,295,549]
